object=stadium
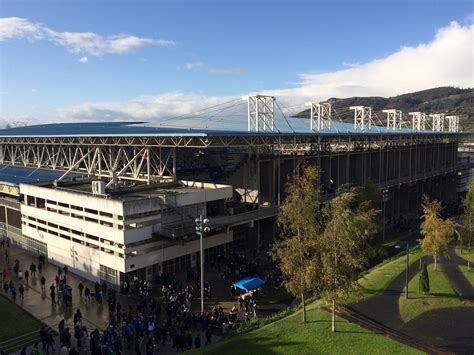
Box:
[0,96,470,286]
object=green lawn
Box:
[347,248,423,303]
[398,263,466,323]
[193,301,420,355]
[0,296,43,342]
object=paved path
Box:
[352,253,474,354]
[441,246,474,302]
[352,256,427,329]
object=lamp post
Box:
[395,242,410,299]
[195,215,210,313]
[382,189,389,242]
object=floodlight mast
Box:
[305,102,331,132]
[350,106,372,131]
[446,115,459,132]
[429,113,445,132]
[409,112,427,131]
[383,109,403,130]
[243,95,276,132]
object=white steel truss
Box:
[243,95,276,132]
[305,102,331,131]
[350,106,372,131]
[409,112,428,131]
[446,115,459,132]
[0,144,176,185]
[383,109,403,130]
[430,113,445,132]
[0,133,466,185]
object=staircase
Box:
[328,304,452,354]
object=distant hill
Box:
[294,87,474,131]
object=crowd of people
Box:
[0,238,285,354]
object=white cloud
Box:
[185,61,204,70]
[0,17,175,58]
[10,20,474,125]
[263,21,473,102]
[184,61,241,75]
[56,92,239,124]
[79,56,88,63]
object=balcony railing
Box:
[156,205,279,239]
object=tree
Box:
[419,262,430,294]
[419,195,457,270]
[358,180,382,212]
[271,165,321,323]
[317,187,379,332]
[461,179,474,271]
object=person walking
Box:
[24,270,29,284]
[205,328,212,345]
[45,330,55,353]
[17,270,23,281]
[77,282,84,297]
[10,285,17,300]
[40,276,46,291]
[38,262,42,274]
[19,284,25,300]
[30,262,36,277]
[49,287,56,305]
[84,286,91,303]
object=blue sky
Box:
[0,0,472,124]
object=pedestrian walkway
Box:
[1,246,269,354]
[352,253,474,353]
[441,245,474,302]
[1,246,118,331]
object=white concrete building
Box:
[17,179,234,285]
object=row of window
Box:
[25,195,165,231]
[22,216,124,258]
[26,196,122,221]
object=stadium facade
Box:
[0,112,471,286]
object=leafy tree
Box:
[419,195,457,270]
[419,262,430,294]
[461,179,474,271]
[317,187,379,332]
[271,165,322,323]
[358,180,382,212]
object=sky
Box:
[0,0,473,127]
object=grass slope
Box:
[352,248,423,303]
[193,301,420,355]
[194,250,428,355]
[0,296,43,342]
[398,263,466,323]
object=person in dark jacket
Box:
[194,335,201,348]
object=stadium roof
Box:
[0,121,460,138]
[0,164,86,186]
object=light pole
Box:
[195,215,210,313]
[395,242,410,299]
[382,189,389,242]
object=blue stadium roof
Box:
[0,121,456,138]
[0,164,86,186]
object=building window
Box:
[85,208,98,215]
[99,264,117,285]
[36,198,45,208]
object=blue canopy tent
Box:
[233,277,265,292]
